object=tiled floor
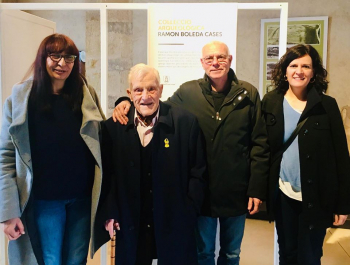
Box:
[240,219,350,265]
[323,227,350,264]
[88,219,350,265]
[240,219,275,264]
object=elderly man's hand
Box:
[112,101,131,124]
[105,219,120,239]
[333,215,348,226]
[1,217,25,240]
[247,197,262,215]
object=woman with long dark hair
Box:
[262,44,350,264]
[0,34,105,265]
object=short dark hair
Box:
[29,33,84,112]
[271,44,328,94]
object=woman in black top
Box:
[0,34,105,265]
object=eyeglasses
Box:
[48,53,77,64]
[202,54,229,65]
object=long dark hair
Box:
[271,44,328,94]
[29,33,84,112]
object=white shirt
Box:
[134,108,159,147]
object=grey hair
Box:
[128,63,160,88]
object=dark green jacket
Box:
[168,69,269,217]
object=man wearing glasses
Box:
[113,41,269,265]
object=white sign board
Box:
[148,3,238,100]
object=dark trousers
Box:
[135,225,157,265]
[275,191,326,265]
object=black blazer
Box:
[262,88,350,229]
[94,101,206,265]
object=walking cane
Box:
[111,231,116,264]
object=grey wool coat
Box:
[0,79,105,265]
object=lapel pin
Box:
[164,138,169,148]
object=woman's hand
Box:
[333,215,348,226]
[105,219,120,239]
[1,217,25,240]
[112,101,131,124]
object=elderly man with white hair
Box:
[93,63,206,265]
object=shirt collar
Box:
[134,106,160,127]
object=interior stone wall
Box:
[86,8,133,117]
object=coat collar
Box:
[198,68,247,109]
[8,80,33,169]
[157,101,173,128]
[300,86,322,121]
[263,89,285,115]
[9,79,32,132]
[264,86,323,121]
[199,68,239,95]
[8,79,104,170]
[9,79,103,132]
[81,83,104,127]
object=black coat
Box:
[168,69,270,217]
[94,102,206,265]
[262,88,350,229]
